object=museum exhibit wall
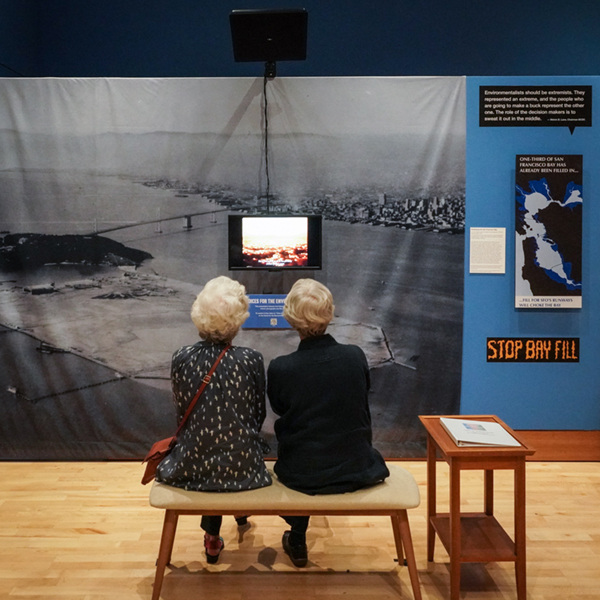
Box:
[0,76,465,459]
[0,1,599,459]
[2,1,600,78]
[463,76,599,431]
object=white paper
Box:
[440,417,521,447]
[469,227,506,274]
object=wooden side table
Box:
[419,415,536,600]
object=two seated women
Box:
[156,276,388,566]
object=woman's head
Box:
[191,276,249,343]
[283,279,334,338]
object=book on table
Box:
[439,417,521,447]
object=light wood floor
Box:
[0,461,598,600]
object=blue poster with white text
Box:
[243,295,291,329]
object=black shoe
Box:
[204,534,224,564]
[282,531,308,567]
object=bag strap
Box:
[172,343,231,440]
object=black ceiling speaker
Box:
[229,8,308,64]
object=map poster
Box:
[515,155,582,309]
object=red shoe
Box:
[204,533,224,564]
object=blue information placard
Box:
[243,294,291,329]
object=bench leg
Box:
[395,510,422,600]
[152,510,179,600]
[390,515,405,565]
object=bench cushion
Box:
[149,462,420,512]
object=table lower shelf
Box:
[431,512,517,562]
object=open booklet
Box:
[440,417,521,447]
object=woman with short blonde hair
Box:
[283,279,334,338]
[191,276,250,342]
[268,278,389,568]
[157,276,271,564]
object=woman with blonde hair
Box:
[156,276,271,563]
[267,279,389,567]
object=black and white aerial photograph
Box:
[0,76,466,459]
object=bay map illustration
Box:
[515,154,582,309]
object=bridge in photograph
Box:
[90,208,229,236]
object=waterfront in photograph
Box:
[0,76,465,459]
[0,170,462,459]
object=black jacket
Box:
[267,334,389,494]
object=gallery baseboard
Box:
[515,430,600,461]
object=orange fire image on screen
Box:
[242,217,308,267]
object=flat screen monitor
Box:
[228,214,322,270]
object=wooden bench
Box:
[149,462,422,600]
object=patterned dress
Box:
[156,341,272,492]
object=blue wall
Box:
[1,1,599,429]
[1,1,600,77]
[0,0,38,77]
[463,77,600,430]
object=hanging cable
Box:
[263,72,271,213]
